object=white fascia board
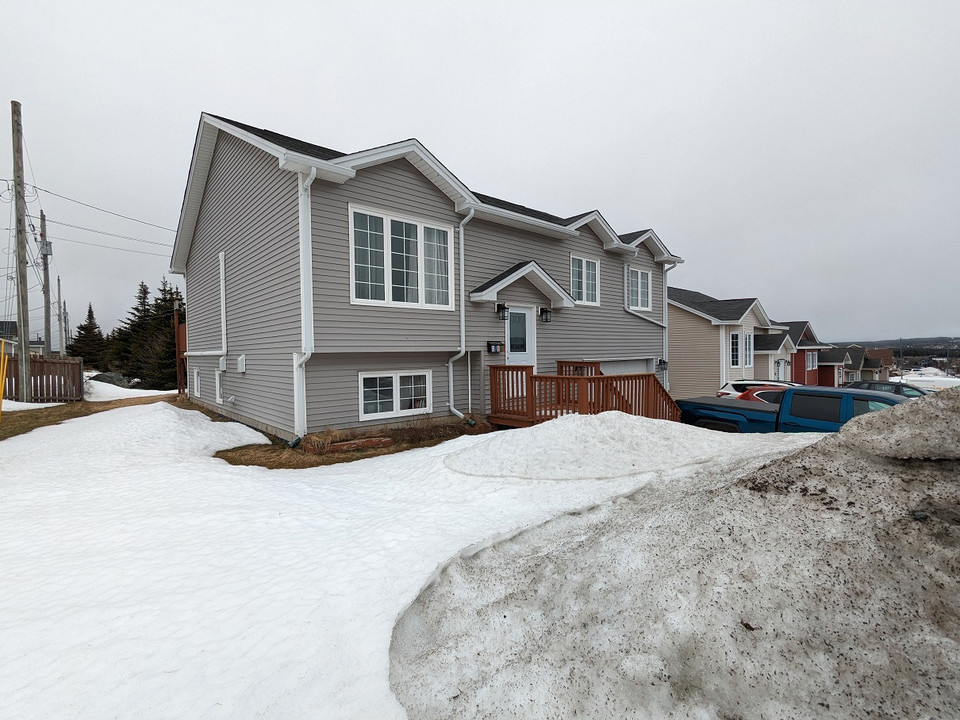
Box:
[171,120,219,275]
[461,202,581,240]
[628,229,684,263]
[202,115,353,182]
[278,152,354,182]
[469,262,576,308]
[567,213,634,254]
[331,139,477,207]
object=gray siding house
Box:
[170,114,683,440]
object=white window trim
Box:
[570,255,600,306]
[744,332,754,368]
[626,267,652,312]
[358,369,433,421]
[348,204,455,311]
[806,351,819,371]
[730,331,741,368]
[192,368,200,398]
[215,369,224,404]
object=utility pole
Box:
[41,210,52,356]
[57,276,65,357]
[11,100,31,401]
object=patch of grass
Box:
[217,417,493,470]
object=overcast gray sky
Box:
[3,0,958,344]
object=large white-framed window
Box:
[349,205,454,310]
[358,369,433,421]
[627,267,651,311]
[571,255,599,305]
[806,351,819,371]
[744,332,754,368]
[730,331,741,368]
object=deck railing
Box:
[489,364,680,426]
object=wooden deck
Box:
[488,363,681,427]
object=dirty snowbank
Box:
[391,388,960,719]
[444,412,813,481]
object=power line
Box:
[26,215,173,247]
[3,228,170,258]
[26,184,176,232]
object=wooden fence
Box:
[489,364,680,427]
[2,355,85,402]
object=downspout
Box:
[661,261,677,390]
[183,250,227,365]
[447,208,475,419]
[293,167,317,440]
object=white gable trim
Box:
[625,229,684,264]
[567,212,635,255]
[469,262,576,308]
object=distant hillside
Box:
[830,337,959,349]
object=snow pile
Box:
[839,385,960,459]
[391,395,960,718]
[444,411,816,480]
[0,403,821,719]
[0,379,173,412]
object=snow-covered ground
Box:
[889,369,960,392]
[1,378,174,412]
[0,403,822,719]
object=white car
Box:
[716,380,800,398]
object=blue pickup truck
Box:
[675,386,908,433]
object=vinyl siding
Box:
[184,131,300,435]
[667,305,721,399]
[310,159,462,352]
[303,352,455,430]
[462,219,665,375]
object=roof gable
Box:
[172,114,685,274]
[470,260,575,308]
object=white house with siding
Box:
[170,114,683,440]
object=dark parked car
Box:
[844,380,929,399]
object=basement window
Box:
[358,370,432,421]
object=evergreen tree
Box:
[67,303,107,370]
[100,279,184,389]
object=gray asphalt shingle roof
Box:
[668,287,757,322]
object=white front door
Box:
[505,307,536,368]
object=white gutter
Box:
[447,208,475,419]
[293,167,317,438]
[184,251,227,366]
[661,261,677,389]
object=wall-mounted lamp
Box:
[496,303,509,321]
[539,307,553,323]
[657,358,668,371]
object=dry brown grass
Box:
[1,393,492,470]
[217,417,493,469]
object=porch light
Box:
[539,307,552,323]
[657,358,668,370]
[496,303,509,321]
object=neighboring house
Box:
[815,347,852,387]
[170,114,683,440]
[781,321,832,385]
[857,346,894,381]
[666,287,789,399]
[840,345,893,384]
